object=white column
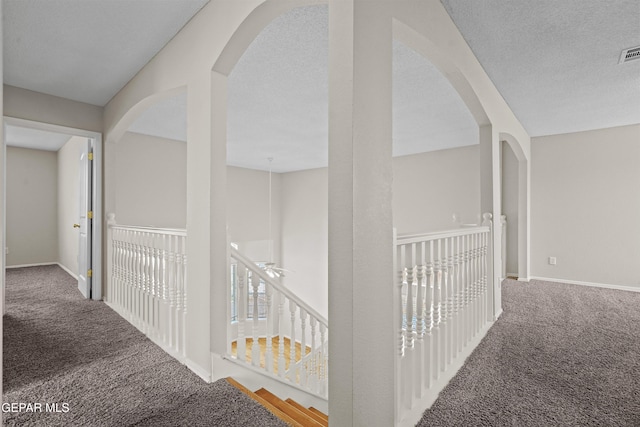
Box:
[479,124,502,319]
[210,71,229,358]
[185,70,216,379]
[328,1,395,425]
[518,159,531,281]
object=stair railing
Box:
[229,246,329,399]
[106,214,187,362]
[394,213,493,425]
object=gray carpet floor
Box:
[417,278,640,426]
[3,265,287,427]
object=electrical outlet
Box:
[548,256,557,265]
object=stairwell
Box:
[227,378,329,427]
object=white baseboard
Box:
[530,276,640,293]
[503,273,530,283]
[6,262,57,269]
[186,358,212,383]
[56,263,78,280]
[5,262,78,281]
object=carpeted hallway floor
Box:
[6,266,640,426]
[418,278,640,426]
[3,265,287,427]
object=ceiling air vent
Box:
[619,46,640,64]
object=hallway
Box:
[2,265,285,427]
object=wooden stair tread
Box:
[308,407,329,423]
[255,388,325,427]
[285,398,328,427]
[225,378,303,427]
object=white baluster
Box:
[277,292,286,377]
[143,232,150,334]
[397,243,406,358]
[309,316,318,392]
[424,240,434,387]
[299,308,307,387]
[175,235,184,356]
[236,262,247,363]
[126,235,133,323]
[433,240,442,380]
[405,265,415,352]
[182,237,188,358]
[446,236,456,365]
[265,283,274,372]
[319,323,327,397]
[438,238,447,373]
[464,233,472,345]
[398,243,413,409]
[288,299,297,380]
[414,243,425,399]
[455,235,463,354]
[251,272,261,367]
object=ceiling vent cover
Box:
[619,46,640,64]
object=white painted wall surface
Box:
[115,132,187,228]
[57,136,84,276]
[393,145,480,233]
[531,124,640,287]
[4,85,103,134]
[502,141,519,275]
[114,133,283,258]
[281,167,328,318]
[227,165,281,265]
[279,145,481,318]
[6,146,58,266]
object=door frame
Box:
[3,116,103,301]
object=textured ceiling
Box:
[5,1,640,171]
[129,5,478,172]
[3,0,208,106]
[440,0,640,137]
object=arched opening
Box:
[110,89,188,229]
[502,140,519,277]
[500,131,530,281]
[392,38,480,234]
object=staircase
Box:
[227,377,329,427]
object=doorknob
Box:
[73,224,80,228]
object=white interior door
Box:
[77,139,93,298]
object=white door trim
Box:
[3,116,103,300]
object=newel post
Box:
[482,213,496,321]
[106,213,116,303]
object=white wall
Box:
[227,166,281,264]
[279,145,481,318]
[4,85,103,134]
[6,146,58,266]
[502,141,519,276]
[113,130,284,259]
[114,132,283,259]
[115,132,187,228]
[393,145,480,233]
[57,136,85,276]
[531,124,640,287]
[281,167,328,317]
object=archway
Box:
[500,131,530,281]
